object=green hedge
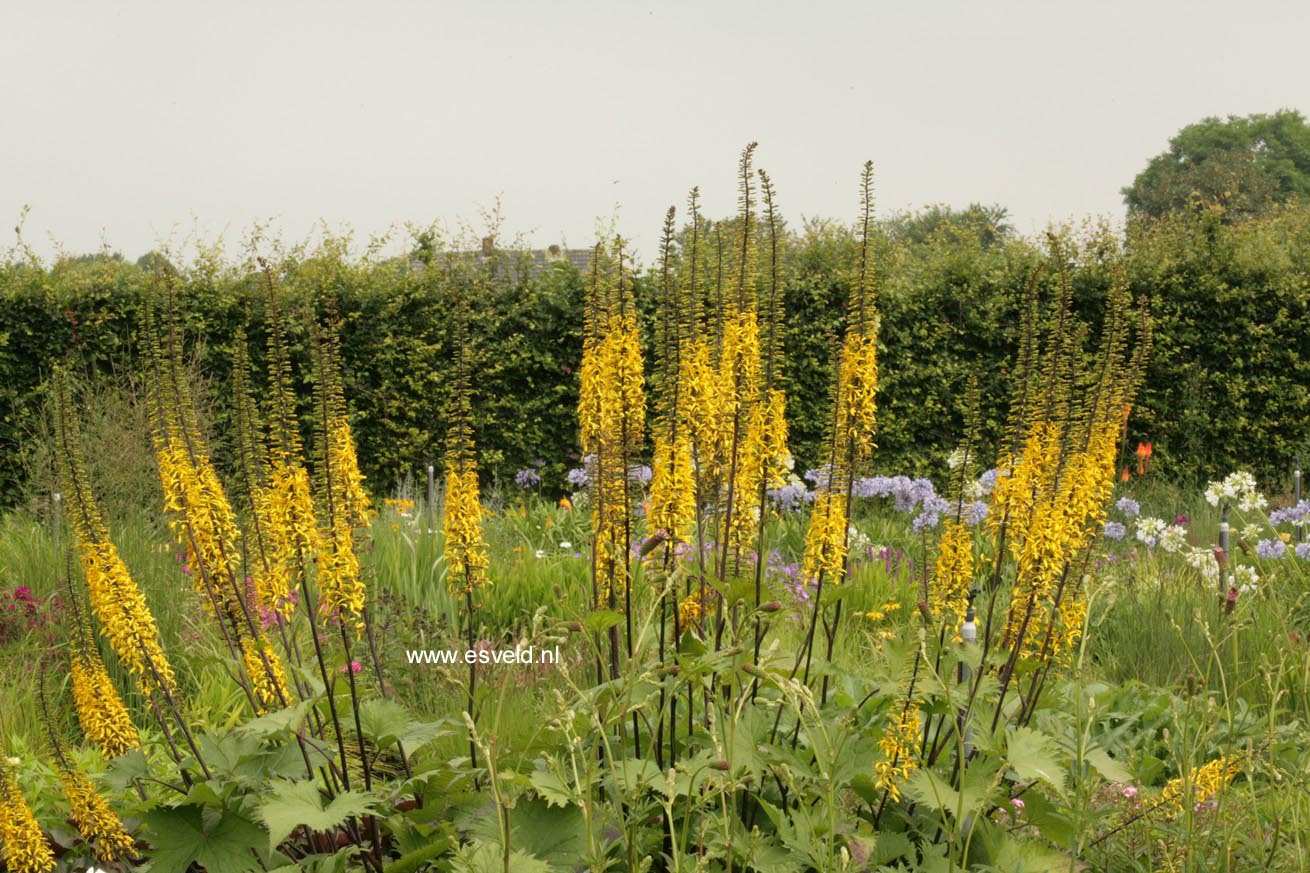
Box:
[2,207,1309,508]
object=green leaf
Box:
[258,778,379,850]
[455,842,552,873]
[1086,746,1132,784]
[582,609,624,633]
[466,796,589,868]
[1006,726,1067,799]
[529,767,576,808]
[143,805,267,873]
[239,700,317,738]
[101,748,149,793]
[903,769,962,815]
[357,699,453,752]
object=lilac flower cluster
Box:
[784,470,993,531]
[848,476,953,532]
[566,456,594,488]
[514,468,541,489]
[1270,500,1310,527]
[1103,521,1127,540]
[766,481,811,512]
[1115,497,1140,518]
[1257,538,1287,560]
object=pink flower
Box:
[1121,785,1138,799]
[339,661,363,675]
[1010,798,1024,811]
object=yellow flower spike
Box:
[0,767,55,873]
[649,435,696,543]
[256,460,318,619]
[55,367,177,697]
[78,539,177,695]
[59,768,135,864]
[930,519,974,627]
[1156,753,1245,819]
[833,330,880,465]
[317,523,366,633]
[678,591,706,627]
[442,463,491,595]
[70,649,140,759]
[241,635,292,713]
[801,489,850,587]
[875,692,920,802]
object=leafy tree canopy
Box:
[1123,109,1310,220]
[884,203,1013,249]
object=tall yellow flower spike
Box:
[0,766,55,873]
[70,647,140,759]
[648,434,695,543]
[930,519,974,627]
[442,464,491,595]
[59,768,135,864]
[875,692,921,802]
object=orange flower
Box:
[559,497,573,510]
[1136,441,1153,475]
[1122,467,1131,483]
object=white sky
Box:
[3,0,1307,264]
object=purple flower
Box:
[628,464,653,485]
[1257,538,1287,560]
[767,482,810,512]
[1296,542,1310,560]
[963,501,989,526]
[566,466,591,488]
[1103,521,1126,540]
[514,468,541,489]
[912,493,951,533]
[1173,514,1190,527]
[803,465,833,486]
[1270,500,1310,526]
[1116,497,1140,518]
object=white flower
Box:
[4,756,19,767]
[1242,524,1262,542]
[847,525,872,552]
[1205,471,1264,512]
[1233,565,1259,588]
[1238,491,1268,513]
[1159,524,1188,553]
[1135,516,1166,547]
[558,541,572,550]
[946,447,967,470]
[534,549,545,559]
[1185,546,1219,581]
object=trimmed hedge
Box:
[2,206,1308,508]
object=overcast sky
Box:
[3,1,1307,264]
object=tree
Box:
[884,203,1013,249]
[1123,109,1310,220]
